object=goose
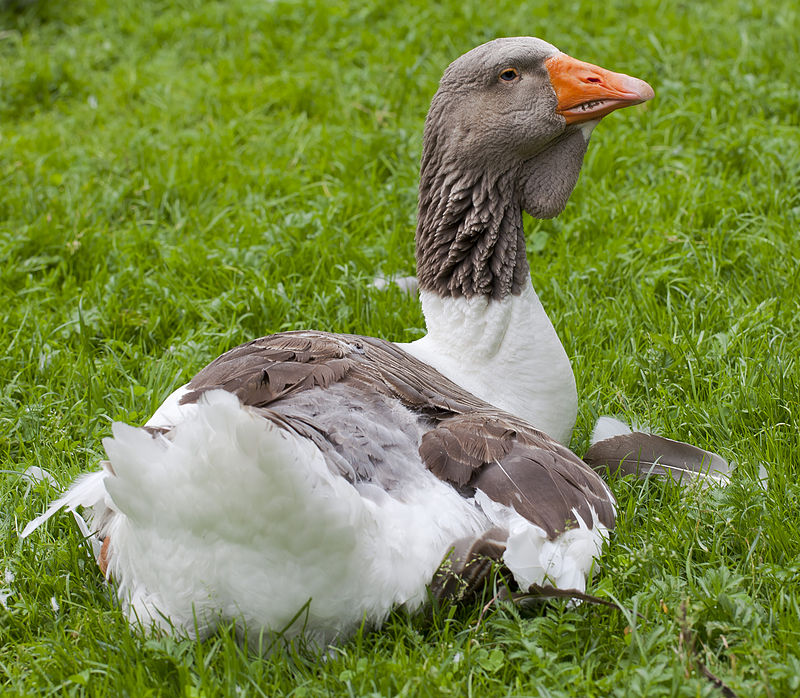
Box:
[23,37,655,649]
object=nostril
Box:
[586,76,601,84]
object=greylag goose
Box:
[23,37,654,648]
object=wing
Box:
[180,329,616,536]
[419,413,616,536]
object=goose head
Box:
[416,37,653,298]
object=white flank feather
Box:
[144,384,192,429]
[474,490,609,592]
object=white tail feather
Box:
[20,471,107,539]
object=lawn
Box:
[1,0,799,695]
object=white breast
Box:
[401,283,577,445]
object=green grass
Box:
[2,0,799,695]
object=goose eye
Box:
[499,68,519,82]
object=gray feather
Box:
[415,38,584,299]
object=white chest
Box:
[401,284,577,445]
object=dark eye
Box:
[499,68,519,82]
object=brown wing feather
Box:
[471,444,615,537]
[431,527,509,602]
[419,414,615,536]
[182,332,355,407]
[421,415,515,486]
[348,335,615,532]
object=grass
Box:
[1,0,799,694]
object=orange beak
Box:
[545,53,654,124]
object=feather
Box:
[420,416,515,486]
[372,274,419,295]
[583,432,730,486]
[757,463,768,490]
[20,469,108,557]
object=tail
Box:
[20,469,109,558]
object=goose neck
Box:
[415,166,528,301]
